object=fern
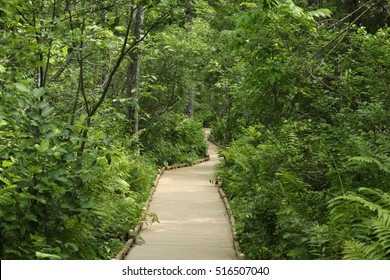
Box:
[270,1,332,20]
[329,187,390,259]
[373,214,390,255]
[358,187,390,205]
[349,156,390,174]
[343,240,385,260]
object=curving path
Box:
[125,129,236,260]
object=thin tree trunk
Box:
[126,5,144,134]
[184,0,194,118]
[76,5,173,157]
[32,1,44,89]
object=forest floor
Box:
[125,129,236,260]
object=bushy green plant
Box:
[0,86,84,259]
[0,85,157,259]
[218,123,328,259]
[70,150,156,259]
[309,188,390,260]
[141,113,207,165]
[208,0,390,260]
[317,187,390,260]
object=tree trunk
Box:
[126,5,144,134]
[184,0,194,118]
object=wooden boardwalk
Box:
[125,130,236,260]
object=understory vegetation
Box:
[1,0,390,260]
[212,0,390,260]
[0,82,206,259]
[0,0,206,259]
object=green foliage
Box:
[1,87,81,259]
[2,0,390,261]
[63,151,156,259]
[218,123,328,259]
[141,113,207,165]
[139,16,216,122]
[1,0,210,260]
[0,87,157,259]
[321,188,390,260]
[212,1,390,260]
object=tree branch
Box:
[49,52,76,83]
[89,5,176,118]
[304,0,380,65]
[307,70,358,109]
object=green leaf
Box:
[33,88,46,98]
[44,130,56,139]
[0,119,7,126]
[48,169,68,183]
[2,161,14,168]
[19,193,47,204]
[0,185,16,205]
[38,101,49,109]
[81,201,94,209]
[36,252,61,260]
[15,83,30,93]
[18,98,26,108]
[38,139,50,152]
[70,136,87,142]
[0,64,6,73]
[63,153,75,161]
[79,113,88,122]
[307,8,332,19]
[3,213,16,222]
[0,177,12,186]
[60,202,77,211]
[268,75,276,85]
[41,105,54,117]
[25,213,38,222]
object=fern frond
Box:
[373,213,390,254]
[263,0,279,9]
[343,240,385,260]
[330,188,390,259]
[331,191,386,215]
[349,156,390,174]
[283,0,304,17]
[358,187,390,207]
[343,240,370,259]
[276,171,308,192]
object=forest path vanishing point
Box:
[125,129,237,260]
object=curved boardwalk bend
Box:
[125,129,237,260]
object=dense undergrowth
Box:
[141,112,207,166]
[217,123,390,259]
[212,1,390,260]
[0,88,206,260]
[0,0,209,260]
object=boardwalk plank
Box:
[125,130,236,260]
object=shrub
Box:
[141,113,207,165]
